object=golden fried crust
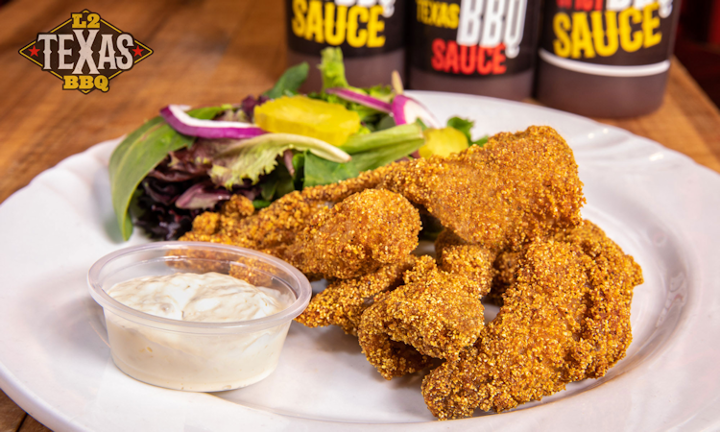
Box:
[485,249,523,306]
[555,220,643,377]
[421,221,642,420]
[435,230,495,297]
[294,256,416,335]
[358,257,485,380]
[220,194,255,219]
[422,241,590,419]
[378,126,585,251]
[191,212,221,236]
[181,165,396,252]
[180,191,327,254]
[284,189,422,280]
[184,196,255,239]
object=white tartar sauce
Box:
[103,272,292,391]
[107,272,286,322]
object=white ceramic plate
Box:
[1,92,719,432]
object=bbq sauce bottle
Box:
[536,0,680,117]
[286,0,406,91]
[408,0,541,100]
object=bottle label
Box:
[539,0,678,76]
[409,0,539,77]
[286,0,405,57]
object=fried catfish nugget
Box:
[295,256,416,335]
[484,249,524,306]
[181,191,327,256]
[284,189,422,280]
[435,229,495,296]
[358,257,485,380]
[379,126,585,251]
[185,194,255,237]
[555,220,643,377]
[422,222,642,419]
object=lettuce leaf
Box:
[210,133,350,188]
[210,144,287,188]
[313,48,395,125]
[260,163,295,201]
[303,153,360,188]
[263,62,309,99]
[109,106,225,240]
[447,116,488,146]
[303,137,423,187]
[319,47,349,89]
[339,124,423,154]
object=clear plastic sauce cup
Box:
[87,241,311,392]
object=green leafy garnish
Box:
[109,106,225,240]
[312,48,396,124]
[446,117,474,141]
[319,47,349,89]
[252,199,272,209]
[447,116,488,146]
[474,136,489,146]
[366,84,394,102]
[376,114,396,131]
[210,133,351,188]
[260,163,295,201]
[263,62,309,99]
[350,138,424,172]
[303,135,424,187]
[339,124,423,154]
[304,153,360,188]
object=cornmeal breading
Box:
[434,229,495,297]
[378,126,585,251]
[421,221,642,419]
[283,189,421,279]
[175,126,643,421]
[181,190,327,256]
[294,256,416,335]
[485,249,523,306]
[358,257,485,379]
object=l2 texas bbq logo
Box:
[18,10,152,94]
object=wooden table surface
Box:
[1,0,720,430]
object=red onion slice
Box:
[160,104,266,139]
[325,88,392,113]
[391,95,441,129]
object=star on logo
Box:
[132,46,144,57]
[28,45,40,57]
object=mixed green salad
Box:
[110,48,487,241]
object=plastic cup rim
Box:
[87,241,312,333]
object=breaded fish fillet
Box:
[378,126,585,251]
[421,221,642,419]
[358,257,485,379]
[294,256,416,335]
[182,126,583,274]
[181,190,327,257]
[283,189,421,279]
[434,229,495,296]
